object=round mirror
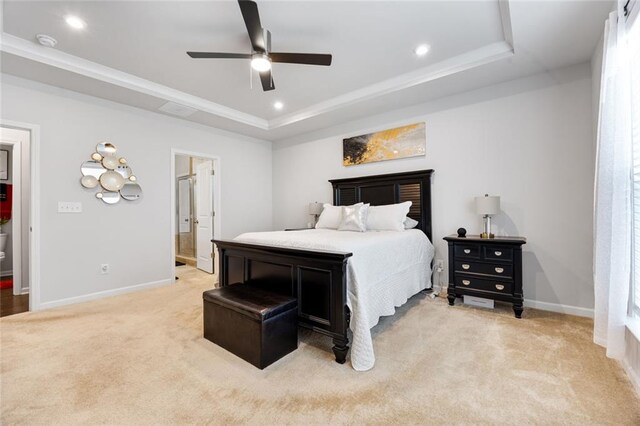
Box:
[80,175,99,189]
[100,191,121,204]
[121,182,142,201]
[102,155,119,170]
[96,142,117,156]
[99,170,126,191]
[81,160,107,178]
[115,165,132,179]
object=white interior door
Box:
[195,160,214,273]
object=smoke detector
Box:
[36,34,57,48]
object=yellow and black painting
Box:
[342,123,426,166]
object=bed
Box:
[212,169,434,371]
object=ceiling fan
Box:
[187,0,332,92]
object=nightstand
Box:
[443,235,527,318]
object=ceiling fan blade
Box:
[259,70,275,91]
[238,0,265,52]
[270,52,332,66]
[187,52,252,59]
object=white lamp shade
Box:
[475,195,500,215]
[308,202,323,215]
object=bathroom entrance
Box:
[0,126,31,317]
[173,153,218,276]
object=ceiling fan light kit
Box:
[251,53,271,72]
[187,0,332,92]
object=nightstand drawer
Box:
[455,276,513,294]
[454,244,481,259]
[454,261,513,278]
[483,246,513,261]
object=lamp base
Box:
[481,215,495,239]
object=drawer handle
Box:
[462,264,470,270]
[464,249,471,254]
[495,251,502,256]
[495,267,504,274]
[462,280,471,286]
[495,284,505,291]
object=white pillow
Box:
[366,201,412,231]
[315,203,362,229]
[338,203,370,232]
[404,217,419,229]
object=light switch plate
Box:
[58,202,82,213]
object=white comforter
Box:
[234,229,435,371]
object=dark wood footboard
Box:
[213,239,353,363]
[210,168,434,366]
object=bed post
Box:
[332,259,350,364]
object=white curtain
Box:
[593,5,634,359]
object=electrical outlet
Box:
[100,264,109,274]
[435,259,444,272]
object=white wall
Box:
[273,63,595,313]
[1,75,272,308]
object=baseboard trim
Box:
[622,357,640,397]
[524,299,593,318]
[36,278,173,311]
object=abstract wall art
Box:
[343,122,426,166]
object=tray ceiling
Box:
[0,1,613,141]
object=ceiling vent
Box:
[158,102,197,118]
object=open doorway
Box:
[0,126,30,317]
[172,151,220,284]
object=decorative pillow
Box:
[404,217,419,229]
[338,203,370,232]
[366,201,412,231]
[315,203,362,229]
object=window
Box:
[630,3,640,317]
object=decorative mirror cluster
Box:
[80,142,142,204]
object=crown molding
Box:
[268,41,514,129]
[0,0,514,132]
[0,33,269,130]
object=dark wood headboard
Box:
[329,169,434,242]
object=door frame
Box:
[0,134,23,295]
[0,120,41,311]
[170,149,221,281]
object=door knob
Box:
[194,219,199,224]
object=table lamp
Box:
[308,202,323,227]
[475,194,500,239]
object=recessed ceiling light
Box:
[273,101,284,110]
[414,44,430,57]
[65,15,86,30]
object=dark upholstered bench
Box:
[203,284,298,369]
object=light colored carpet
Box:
[1,266,639,425]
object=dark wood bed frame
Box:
[212,169,434,364]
